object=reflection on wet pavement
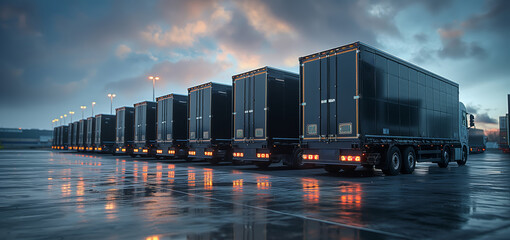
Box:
[0,150,509,239]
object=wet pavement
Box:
[1,150,509,239]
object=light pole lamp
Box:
[148,76,160,102]
[69,111,74,122]
[107,93,116,114]
[63,114,67,124]
[80,106,86,119]
[91,102,96,117]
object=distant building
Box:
[0,128,53,149]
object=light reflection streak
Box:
[204,169,213,190]
[256,176,271,190]
[302,178,319,203]
[233,179,243,192]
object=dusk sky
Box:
[0,0,508,131]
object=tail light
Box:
[303,154,319,160]
[340,155,361,162]
[142,149,148,153]
[233,152,244,157]
[188,151,196,156]
[205,151,213,156]
[116,148,119,152]
[98,147,102,151]
[168,150,175,155]
[133,149,139,153]
[122,148,126,152]
[256,153,270,158]
[156,149,163,154]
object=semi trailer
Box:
[67,123,73,149]
[78,119,87,151]
[231,67,300,168]
[114,107,135,155]
[155,94,188,159]
[500,115,509,153]
[94,114,116,153]
[299,42,469,175]
[59,125,69,150]
[132,101,157,157]
[52,127,57,149]
[72,121,80,150]
[187,82,232,164]
[468,128,486,153]
[85,117,95,152]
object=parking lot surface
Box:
[1,150,509,239]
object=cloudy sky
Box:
[0,0,508,131]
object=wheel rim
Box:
[407,152,415,168]
[392,152,400,170]
[443,150,449,162]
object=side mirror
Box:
[469,114,475,128]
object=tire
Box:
[457,146,468,166]
[288,149,304,169]
[382,146,402,176]
[324,165,341,174]
[401,147,416,174]
[255,161,271,169]
[438,147,450,168]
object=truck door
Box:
[336,49,358,138]
[253,73,266,140]
[189,91,197,141]
[234,77,246,140]
[202,87,211,140]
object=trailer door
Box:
[336,49,358,138]
[202,87,211,140]
[234,78,246,140]
[253,73,266,140]
[189,91,197,141]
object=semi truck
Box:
[231,67,300,168]
[299,42,469,175]
[114,107,135,155]
[85,117,95,152]
[500,115,509,153]
[132,101,157,157]
[187,82,232,164]
[468,128,486,153]
[155,94,188,159]
[94,114,116,153]
[52,127,57,149]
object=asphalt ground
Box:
[1,149,509,239]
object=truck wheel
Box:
[382,146,401,176]
[401,147,416,174]
[438,147,450,168]
[255,161,271,169]
[324,165,340,174]
[457,146,468,166]
[288,149,304,169]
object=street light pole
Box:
[69,111,74,122]
[107,93,116,114]
[148,76,160,102]
[91,102,96,117]
[80,106,86,119]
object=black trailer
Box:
[59,125,69,150]
[155,94,188,159]
[54,126,61,149]
[132,101,157,157]
[231,67,300,168]
[299,42,469,175]
[71,121,80,150]
[85,117,95,152]
[468,128,486,153]
[52,127,58,149]
[187,82,232,164]
[114,107,135,155]
[93,114,116,153]
[67,123,73,149]
[78,119,87,151]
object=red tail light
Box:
[340,155,361,162]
